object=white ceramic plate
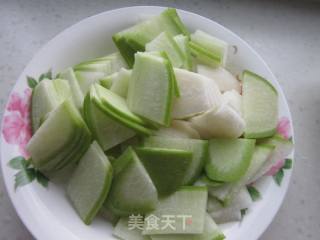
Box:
[0,6,294,240]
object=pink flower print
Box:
[266,159,285,176]
[2,89,32,158]
[276,117,291,139]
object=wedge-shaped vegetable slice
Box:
[92,84,153,135]
[172,68,222,119]
[83,94,135,151]
[207,187,252,224]
[74,52,127,94]
[190,30,228,67]
[143,136,208,185]
[114,218,151,240]
[27,100,91,171]
[194,175,224,188]
[208,145,274,205]
[145,32,185,68]
[113,8,189,66]
[190,103,245,139]
[242,70,278,138]
[109,68,132,98]
[107,147,158,216]
[143,186,207,235]
[67,142,113,225]
[31,79,62,132]
[222,90,242,115]
[251,134,293,182]
[206,139,255,182]
[174,34,193,70]
[135,147,192,196]
[151,213,225,240]
[59,68,84,108]
[197,65,240,93]
[155,120,200,139]
[127,52,174,126]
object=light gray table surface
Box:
[0,0,319,239]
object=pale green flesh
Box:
[31,80,61,132]
[109,68,132,98]
[145,31,185,68]
[143,186,208,235]
[107,147,158,216]
[205,139,256,182]
[113,218,151,240]
[67,142,113,225]
[27,100,82,170]
[208,145,274,205]
[59,68,84,108]
[113,8,189,66]
[174,34,193,70]
[190,30,228,67]
[151,214,225,240]
[143,136,208,184]
[127,52,173,126]
[135,147,193,196]
[242,70,278,138]
[85,93,135,151]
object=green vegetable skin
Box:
[67,142,113,225]
[127,52,174,126]
[143,136,208,184]
[206,139,256,182]
[174,34,193,70]
[143,186,208,235]
[242,70,278,138]
[113,8,189,67]
[107,147,158,216]
[135,147,193,196]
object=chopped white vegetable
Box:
[222,89,242,115]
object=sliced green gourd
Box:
[135,147,193,196]
[113,8,189,67]
[242,70,278,138]
[107,147,158,216]
[109,68,131,98]
[151,214,225,240]
[222,90,242,115]
[174,34,193,70]
[83,94,135,151]
[145,31,185,68]
[208,145,274,205]
[67,142,113,225]
[205,139,256,182]
[143,136,208,185]
[100,205,119,225]
[155,120,201,139]
[251,134,293,182]
[194,175,224,188]
[113,218,151,240]
[190,30,228,67]
[31,79,61,132]
[127,52,174,126]
[190,103,245,139]
[59,68,84,108]
[27,100,90,171]
[143,186,207,235]
[172,68,222,119]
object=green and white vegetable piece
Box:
[113,217,151,240]
[190,30,228,67]
[136,147,193,196]
[155,120,201,139]
[206,139,256,182]
[172,68,222,119]
[107,147,158,216]
[145,31,185,68]
[127,52,174,126]
[222,90,242,115]
[242,70,278,138]
[151,214,225,240]
[197,65,240,93]
[143,186,208,235]
[174,34,193,70]
[190,103,245,139]
[67,142,113,225]
[143,136,208,185]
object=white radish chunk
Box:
[222,89,242,115]
[156,120,200,139]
